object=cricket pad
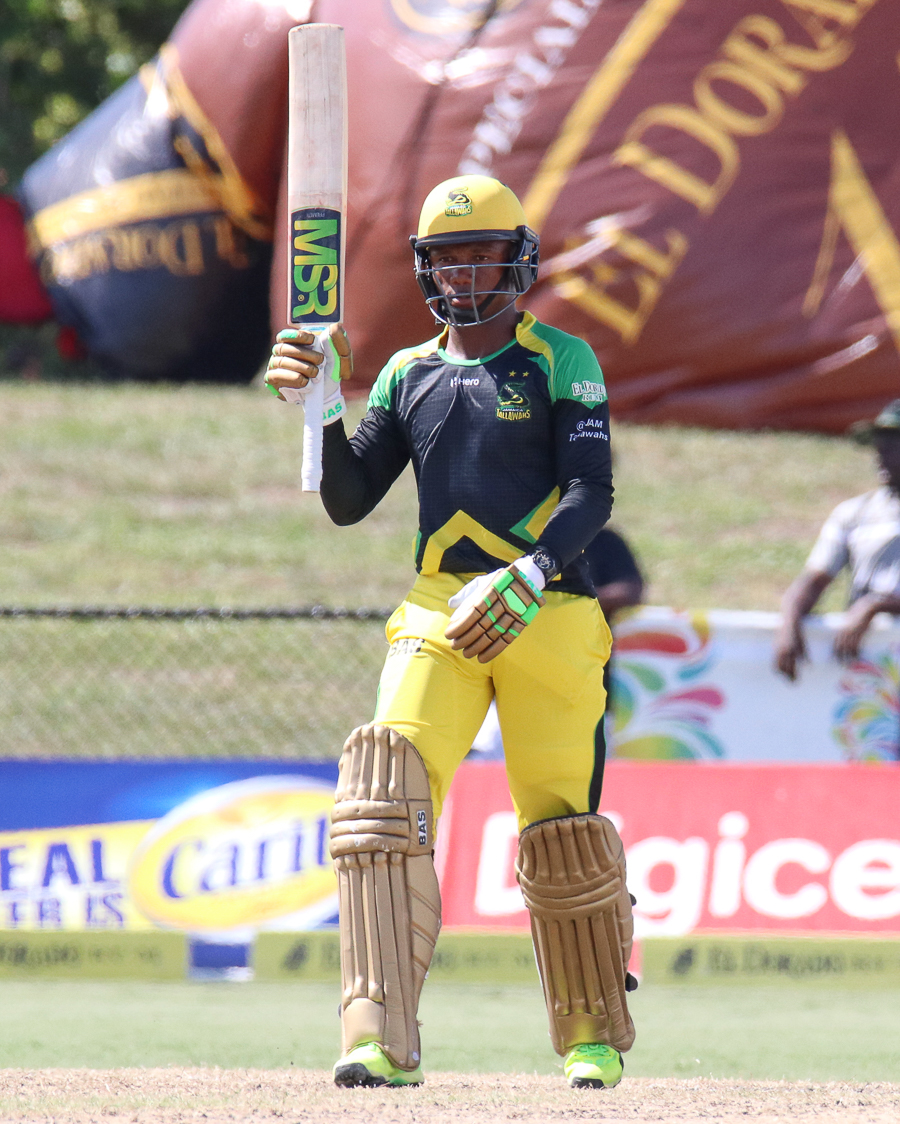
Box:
[516,814,635,1055]
[329,724,441,1071]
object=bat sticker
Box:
[290,207,342,323]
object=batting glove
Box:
[266,322,352,425]
[445,556,546,663]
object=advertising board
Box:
[611,609,900,763]
[3,758,898,946]
[0,762,339,937]
[438,761,900,936]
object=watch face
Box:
[531,548,557,576]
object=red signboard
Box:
[436,761,900,935]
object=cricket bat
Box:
[285,23,347,492]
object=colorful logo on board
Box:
[127,776,337,934]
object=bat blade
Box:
[287,23,347,493]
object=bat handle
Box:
[300,372,325,493]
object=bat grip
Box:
[301,373,325,492]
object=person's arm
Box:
[530,341,614,575]
[833,591,900,663]
[775,498,856,680]
[319,407,410,526]
[774,569,832,681]
[264,325,411,524]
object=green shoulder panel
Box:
[517,313,607,406]
[367,335,443,411]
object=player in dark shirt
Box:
[266,175,636,1093]
[584,528,645,621]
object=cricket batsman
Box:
[266,175,637,1090]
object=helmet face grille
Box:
[411,226,540,327]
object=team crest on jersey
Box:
[572,379,608,404]
[496,380,531,421]
[445,190,473,218]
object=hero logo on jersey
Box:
[572,380,608,405]
[496,380,531,421]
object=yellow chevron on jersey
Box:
[510,488,561,544]
[420,511,520,575]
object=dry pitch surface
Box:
[0,1070,896,1124]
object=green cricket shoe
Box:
[333,1042,424,1088]
[564,1043,624,1089]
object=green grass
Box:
[0,381,874,613]
[0,383,418,610]
[0,979,896,1081]
[0,379,875,756]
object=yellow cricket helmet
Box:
[410,174,539,326]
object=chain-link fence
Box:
[0,607,392,759]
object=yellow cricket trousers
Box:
[373,572,612,830]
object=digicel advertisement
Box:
[437,762,900,936]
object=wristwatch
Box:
[529,546,560,582]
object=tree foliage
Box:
[0,0,191,187]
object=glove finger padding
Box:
[445,562,545,663]
[325,322,353,381]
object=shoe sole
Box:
[333,1062,422,1089]
[569,1075,619,1089]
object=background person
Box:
[585,526,645,717]
[775,399,900,686]
[585,527,645,624]
[266,175,636,1092]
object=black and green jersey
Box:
[321,312,613,596]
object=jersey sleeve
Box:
[319,356,411,526]
[805,498,854,577]
[533,333,614,570]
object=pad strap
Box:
[516,814,635,1055]
[330,724,441,1070]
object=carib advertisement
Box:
[0,763,340,943]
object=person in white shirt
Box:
[775,399,900,681]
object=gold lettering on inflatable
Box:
[42,218,215,283]
[781,0,874,34]
[615,105,739,214]
[695,61,787,136]
[804,130,900,353]
[206,216,251,269]
[721,17,808,96]
[613,3,874,213]
[554,228,687,343]
[158,221,204,277]
[549,0,878,340]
